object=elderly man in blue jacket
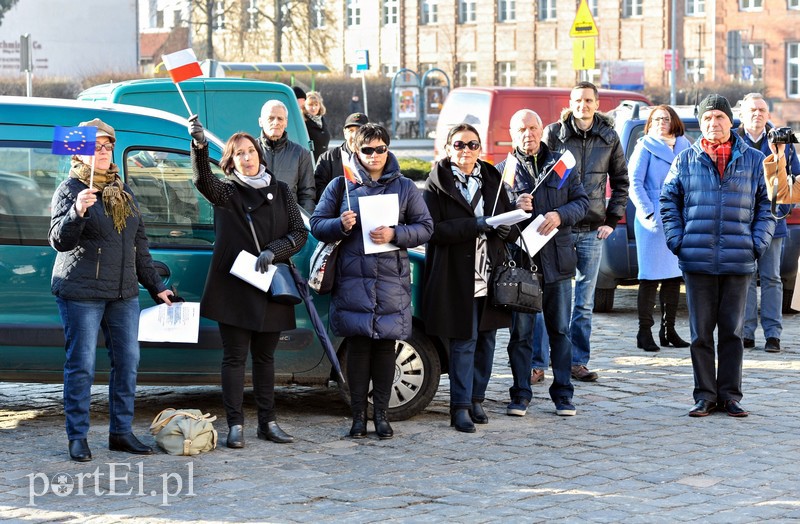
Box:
[498,109,589,418]
[660,94,776,418]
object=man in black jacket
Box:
[543,81,629,383]
[313,112,369,203]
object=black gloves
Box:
[476,216,492,234]
[188,115,206,146]
[255,249,275,273]
[496,224,512,240]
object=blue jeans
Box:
[744,237,784,340]
[448,298,496,409]
[507,280,574,402]
[57,296,141,440]
[570,231,603,366]
[531,312,550,370]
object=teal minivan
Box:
[0,96,443,420]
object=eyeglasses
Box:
[360,145,388,155]
[95,143,114,152]
[652,117,671,123]
[451,140,480,151]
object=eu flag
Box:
[52,126,97,155]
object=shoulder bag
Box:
[309,177,346,294]
[490,230,543,314]
[149,408,218,456]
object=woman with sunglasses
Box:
[49,118,174,461]
[421,123,532,433]
[311,124,433,439]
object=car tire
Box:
[593,287,615,313]
[337,324,441,421]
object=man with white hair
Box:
[497,109,588,418]
[258,100,316,213]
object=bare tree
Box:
[189,0,236,60]
[0,0,20,26]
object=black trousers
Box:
[218,323,280,427]
[346,336,396,414]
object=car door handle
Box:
[153,261,171,280]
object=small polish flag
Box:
[162,49,203,83]
[501,153,518,188]
[552,150,576,189]
[342,153,362,185]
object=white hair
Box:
[510,109,542,129]
[260,99,288,117]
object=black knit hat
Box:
[292,85,306,100]
[696,94,733,124]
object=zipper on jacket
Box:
[95,248,102,279]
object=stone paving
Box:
[2,287,800,523]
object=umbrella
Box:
[288,264,345,384]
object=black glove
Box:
[188,115,206,146]
[476,216,492,234]
[255,249,275,273]
[496,224,512,240]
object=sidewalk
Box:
[1,286,799,522]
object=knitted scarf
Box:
[69,158,136,233]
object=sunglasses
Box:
[95,143,114,152]
[360,145,388,155]
[451,140,480,151]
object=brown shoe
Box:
[571,365,598,382]
[529,368,545,385]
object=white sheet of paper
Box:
[229,250,276,292]
[517,214,558,256]
[486,208,530,227]
[138,302,200,344]
[359,194,400,255]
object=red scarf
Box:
[700,138,732,179]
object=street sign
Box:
[663,49,679,71]
[570,0,599,38]
[355,49,369,71]
[572,38,596,71]
[742,65,752,80]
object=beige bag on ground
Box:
[149,408,218,456]
[792,256,800,311]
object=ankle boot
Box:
[349,410,367,438]
[470,401,489,424]
[636,327,660,352]
[450,408,476,433]
[257,421,294,443]
[374,409,393,440]
[660,303,689,348]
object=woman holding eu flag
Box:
[49,118,174,462]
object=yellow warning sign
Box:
[570,0,599,38]
[572,38,596,70]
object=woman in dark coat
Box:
[311,124,432,439]
[189,116,307,449]
[303,91,331,164]
[422,123,531,433]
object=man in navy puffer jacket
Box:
[660,94,775,419]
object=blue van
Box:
[0,96,443,420]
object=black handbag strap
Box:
[503,225,538,273]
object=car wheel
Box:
[593,287,615,313]
[337,325,442,421]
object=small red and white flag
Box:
[342,153,362,185]
[552,150,576,189]
[162,48,203,83]
[501,153,518,188]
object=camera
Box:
[767,127,799,144]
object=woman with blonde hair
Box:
[303,91,331,163]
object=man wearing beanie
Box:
[313,112,369,202]
[660,94,775,418]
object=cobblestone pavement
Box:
[2,287,800,522]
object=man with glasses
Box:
[543,82,629,383]
[736,93,799,353]
[257,100,316,213]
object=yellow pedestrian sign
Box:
[570,0,599,38]
[572,38,596,70]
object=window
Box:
[458,0,476,23]
[748,42,764,82]
[173,9,183,27]
[456,62,477,87]
[496,62,517,86]
[156,9,164,28]
[588,0,599,17]
[789,0,800,8]
[739,0,763,9]
[536,60,558,87]
[623,0,643,17]
[685,58,706,83]
[383,0,398,25]
[213,1,226,31]
[538,0,556,20]
[686,0,705,15]
[245,0,259,31]
[382,64,399,77]
[497,0,515,22]
[311,0,325,28]
[789,43,800,97]
[347,0,361,27]
[421,0,437,24]
[419,62,436,72]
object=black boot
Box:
[69,439,92,462]
[349,411,367,438]
[450,408,476,433]
[637,328,660,352]
[109,433,153,455]
[659,279,689,348]
[470,401,489,424]
[226,425,244,449]
[374,409,394,440]
[257,421,294,443]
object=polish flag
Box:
[553,150,576,189]
[342,153,362,185]
[162,49,203,83]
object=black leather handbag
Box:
[490,233,543,314]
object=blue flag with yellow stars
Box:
[52,126,97,155]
